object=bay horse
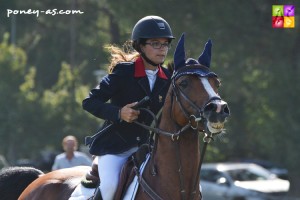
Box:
[2,33,230,200]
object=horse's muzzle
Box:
[203,100,230,123]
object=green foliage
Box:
[20,67,38,101]
[0,33,34,160]
[0,34,100,162]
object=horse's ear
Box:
[174,33,186,71]
[198,39,212,68]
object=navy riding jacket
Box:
[82,57,171,156]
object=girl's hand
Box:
[120,102,140,123]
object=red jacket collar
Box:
[134,56,168,79]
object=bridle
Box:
[135,66,222,138]
[133,66,224,200]
[171,66,222,131]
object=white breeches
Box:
[97,147,138,200]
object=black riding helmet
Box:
[132,16,175,41]
[131,16,175,66]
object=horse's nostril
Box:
[223,105,230,115]
[204,102,230,115]
[204,103,216,113]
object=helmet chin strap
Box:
[141,52,164,67]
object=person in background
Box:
[82,15,175,200]
[51,135,92,171]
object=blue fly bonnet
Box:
[172,33,218,80]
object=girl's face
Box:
[140,38,170,66]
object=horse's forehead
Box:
[200,78,219,98]
[185,75,218,92]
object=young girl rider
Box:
[82,15,175,200]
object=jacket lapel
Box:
[151,76,169,97]
[138,77,151,96]
[134,56,169,97]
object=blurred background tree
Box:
[1,0,300,196]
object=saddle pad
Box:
[69,154,150,200]
[69,184,95,200]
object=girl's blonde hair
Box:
[105,41,140,74]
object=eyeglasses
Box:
[145,41,171,49]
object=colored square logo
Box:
[272,5,283,16]
[272,5,295,28]
[272,16,284,28]
[284,5,295,16]
[284,17,295,28]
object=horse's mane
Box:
[0,166,44,200]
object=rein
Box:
[133,70,222,200]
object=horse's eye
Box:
[211,78,221,88]
[179,80,188,88]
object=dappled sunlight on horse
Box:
[1,33,230,200]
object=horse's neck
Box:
[147,101,201,197]
[157,95,201,161]
[155,113,200,174]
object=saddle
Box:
[83,144,150,198]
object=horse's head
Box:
[171,33,230,135]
